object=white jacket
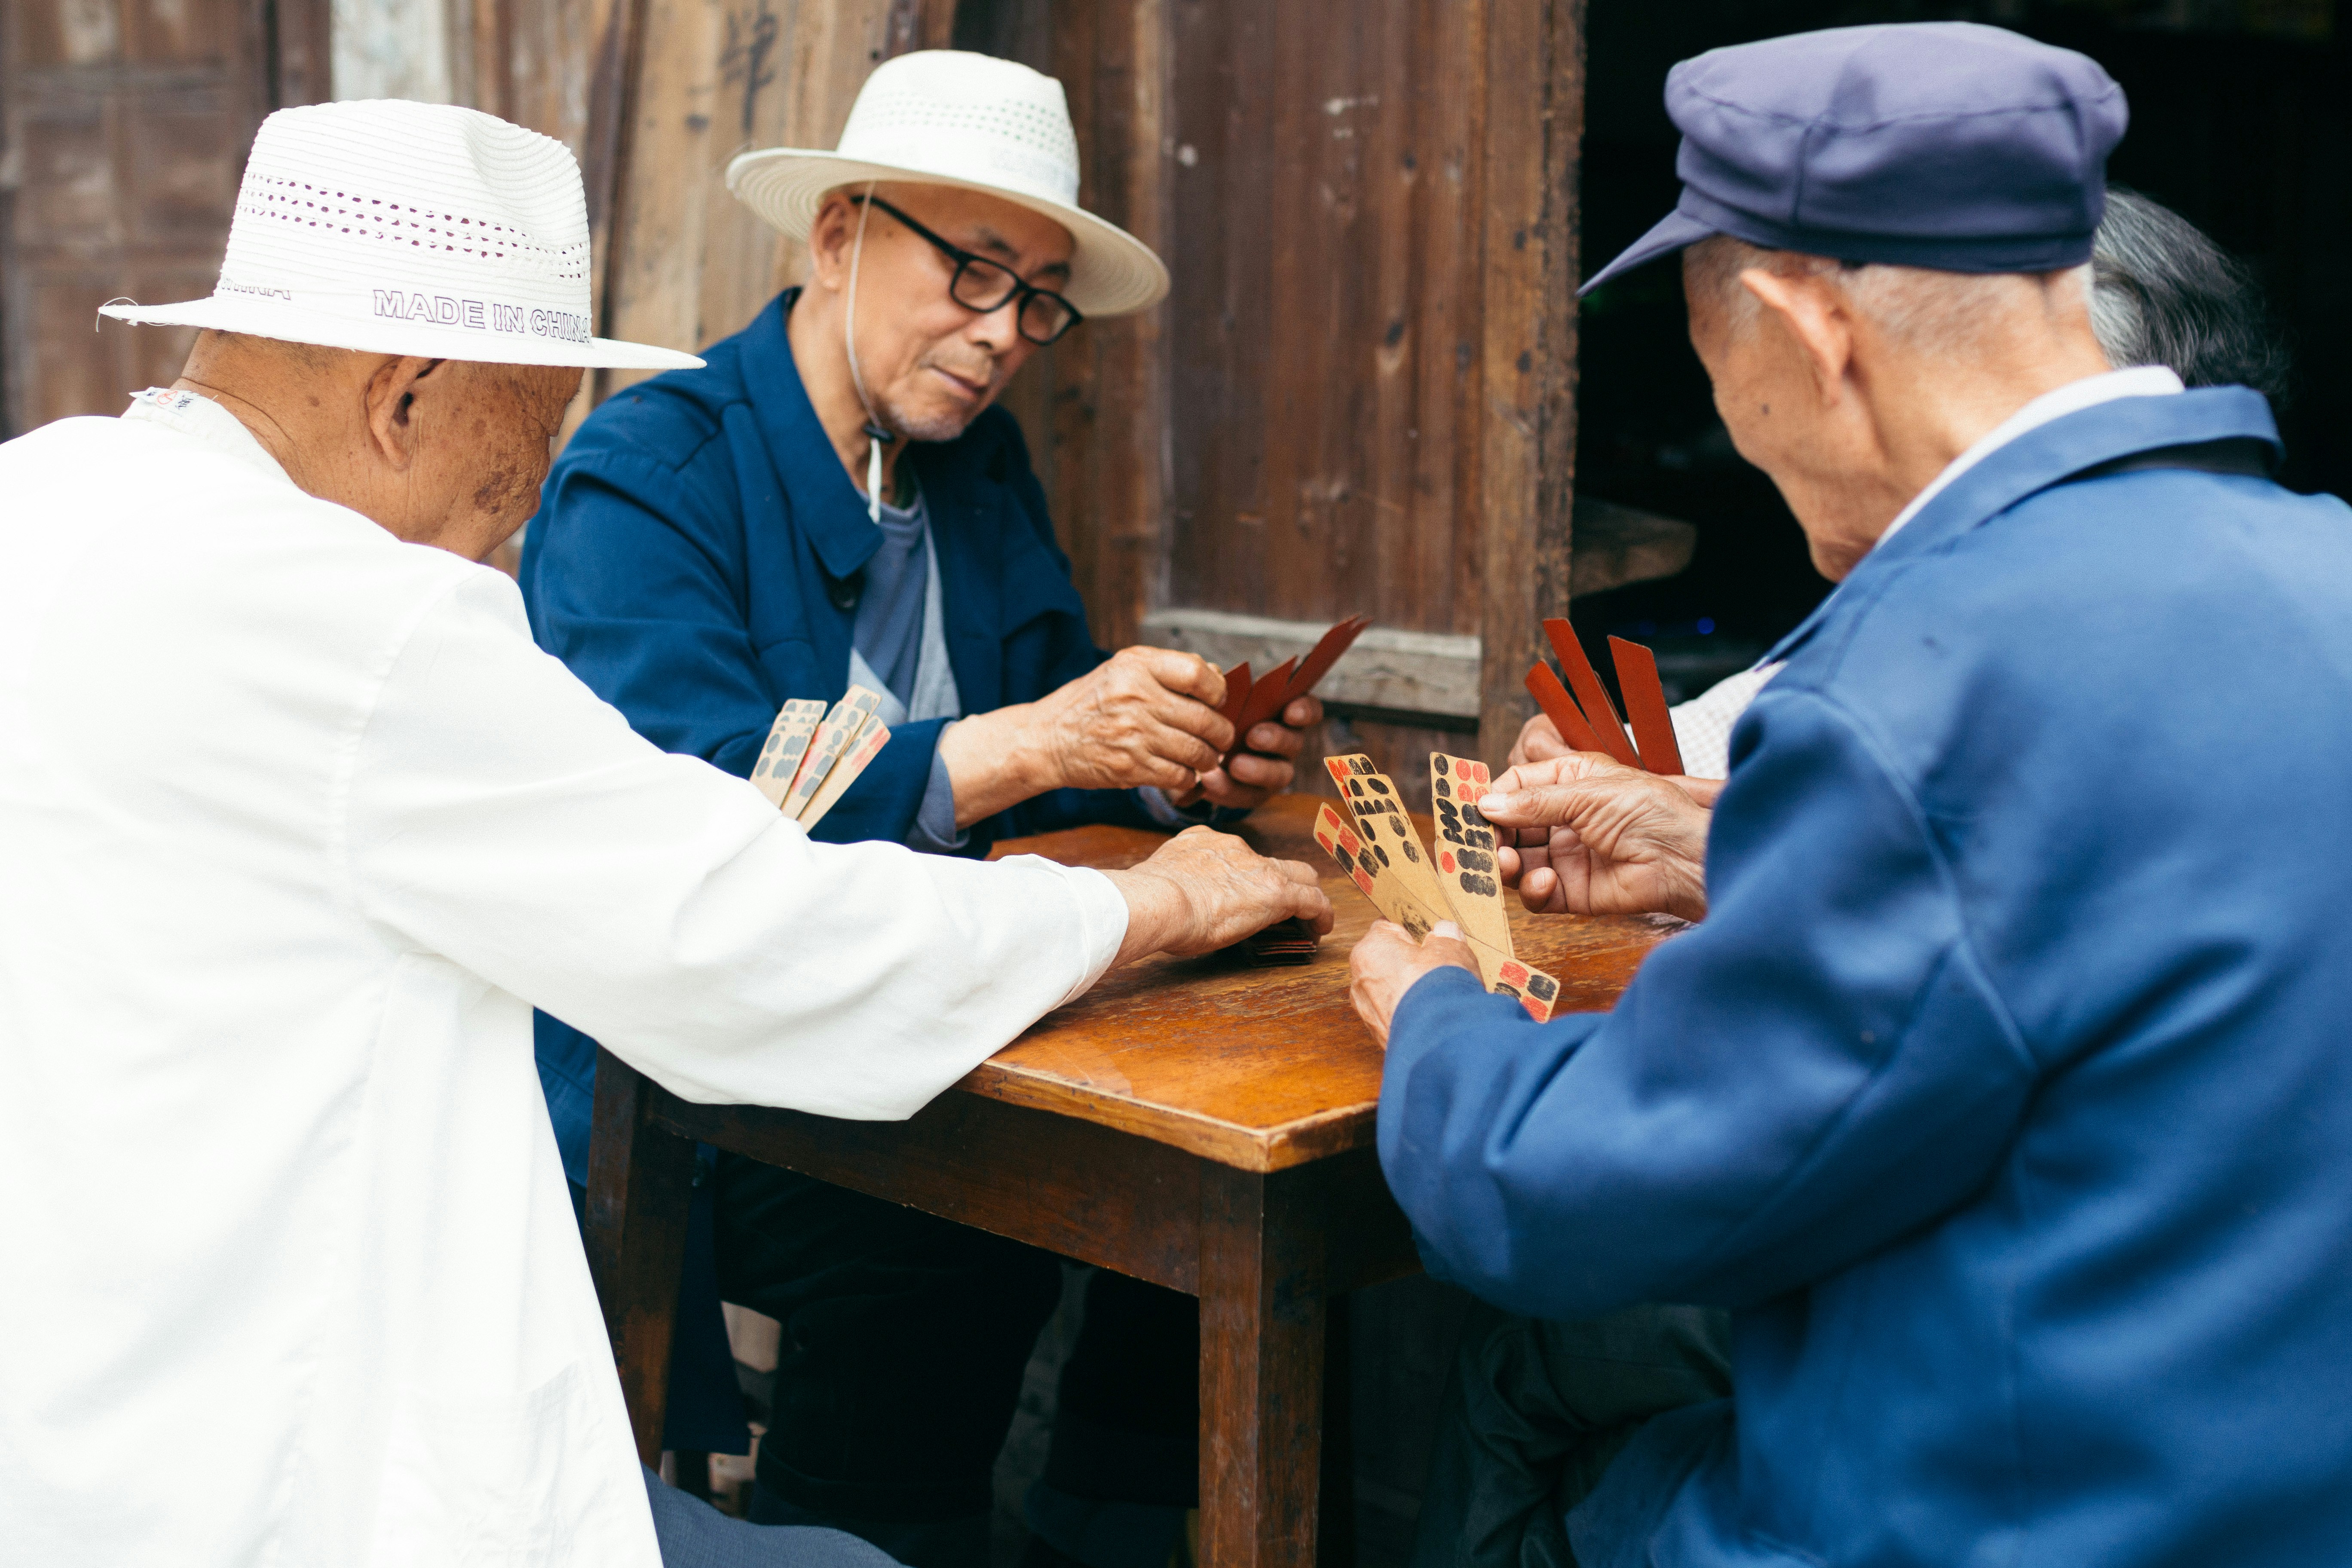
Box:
[0,392,1125,1567]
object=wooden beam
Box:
[1473,0,1584,765]
[1142,609,1482,720]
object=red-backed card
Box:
[1231,656,1298,736]
[1524,663,1609,756]
[1217,662,1254,729]
[1541,619,1639,767]
[1607,636,1684,776]
[1281,616,1368,704]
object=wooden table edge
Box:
[959,1059,1376,1174]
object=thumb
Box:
[1475,778,1609,829]
[1423,919,1478,968]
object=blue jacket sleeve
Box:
[523,447,937,843]
[1378,687,2040,1318]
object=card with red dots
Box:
[1429,753,1519,986]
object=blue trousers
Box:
[645,1465,904,1568]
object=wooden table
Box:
[585,794,1672,1568]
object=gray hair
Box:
[2089,188,2290,404]
[1687,191,2290,407]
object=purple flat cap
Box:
[1582,22,2127,296]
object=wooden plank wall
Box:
[966,0,1586,800]
[0,0,332,436]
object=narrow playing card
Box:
[1541,618,1640,768]
[1222,656,1299,766]
[782,686,885,819]
[1490,958,1562,1023]
[750,698,829,808]
[1523,662,1609,757]
[796,714,891,830]
[1313,802,1440,939]
[1322,754,1452,916]
[1607,636,1684,777]
[1217,662,1254,730]
[1280,616,1368,704]
[1429,754,1518,988]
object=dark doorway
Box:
[1572,0,2348,689]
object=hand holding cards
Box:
[1311,753,1562,1022]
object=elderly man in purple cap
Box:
[1352,21,2352,1568]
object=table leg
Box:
[586,1047,698,1466]
[1199,1162,1326,1568]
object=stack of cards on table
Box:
[749,687,891,831]
[1520,616,1685,775]
[1310,753,1562,1023]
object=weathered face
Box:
[812,182,1076,441]
[414,359,582,560]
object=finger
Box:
[1224,751,1293,791]
[1477,778,1619,828]
[1497,844,1522,885]
[1150,687,1234,747]
[1136,720,1223,775]
[1520,864,1559,913]
[1266,856,1322,888]
[1132,646,1225,705]
[1242,719,1306,757]
[1421,921,1479,972]
[1281,695,1324,729]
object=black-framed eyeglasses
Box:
[850,194,1085,346]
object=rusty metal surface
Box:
[977,793,1677,1171]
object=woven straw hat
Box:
[726,51,1170,319]
[101,100,702,371]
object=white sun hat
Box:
[101,100,701,371]
[726,51,1169,320]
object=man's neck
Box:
[1808,339,2115,576]
[786,290,910,503]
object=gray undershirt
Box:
[849,485,966,853]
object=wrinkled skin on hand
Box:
[1478,752,1716,923]
[1171,693,1323,812]
[1347,920,1477,1047]
[1106,826,1335,967]
[1032,646,1236,794]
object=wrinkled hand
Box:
[1028,646,1235,794]
[1479,754,1715,922]
[1506,710,1574,769]
[1170,695,1324,812]
[1347,920,1478,1048]
[1104,826,1335,967]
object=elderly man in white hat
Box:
[0,98,1329,1568]
[516,52,1314,1568]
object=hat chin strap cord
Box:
[845,179,894,525]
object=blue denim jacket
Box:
[519,289,1164,1188]
[1384,389,2352,1566]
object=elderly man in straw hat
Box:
[0,98,1328,1568]
[518,52,1306,1566]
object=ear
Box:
[361,356,447,471]
[1740,268,1856,403]
[804,194,860,294]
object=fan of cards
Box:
[749,687,891,830]
[1311,753,1563,1023]
[1522,617,1684,775]
[1215,616,1368,770]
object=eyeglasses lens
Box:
[949,259,1019,314]
[1019,294,1074,345]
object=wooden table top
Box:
[977,793,1680,1173]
